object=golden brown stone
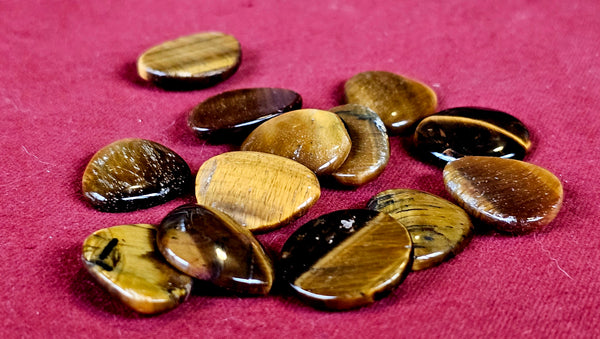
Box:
[81,138,192,212]
[195,151,320,232]
[280,209,413,310]
[367,189,473,270]
[137,32,241,89]
[329,104,389,186]
[81,224,193,314]
[157,204,274,295]
[344,71,437,134]
[241,109,352,175]
[444,156,563,234]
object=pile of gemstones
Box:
[80,32,564,314]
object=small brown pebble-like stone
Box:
[137,32,241,89]
[329,104,389,186]
[280,209,413,310]
[82,138,192,212]
[344,71,437,134]
[195,151,320,232]
[188,88,302,141]
[414,107,531,165]
[157,204,273,295]
[367,189,473,270]
[444,156,563,234]
[82,224,193,314]
[241,109,352,175]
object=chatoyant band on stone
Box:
[79,31,563,314]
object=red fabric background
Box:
[2,0,599,337]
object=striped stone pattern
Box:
[240,109,352,175]
[329,104,390,186]
[195,151,320,232]
[81,138,192,212]
[444,156,563,234]
[188,87,303,140]
[137,31,241,88]
[344,71,438,134]
[82,224,193,314]
[367,189,474,271]
[280,209,412,310]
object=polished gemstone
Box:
[413,107,531,165]
[367,189,473,270]
[82,224,193,314]
[280,209,412,310]
[241,109,352,175]
[157,204,273,295]
[195,151,320,232]
[329,104,389,186]
[137,32,241,89]
[444,156,563,234]
[82,138,192,212]
[344,71,437,134]
[188,88,302,140]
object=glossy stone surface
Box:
[137,32,241,89]
[157,204,273,295]
[195,151,320,232]
[414,107,531,165]
[344,71,437,134]
[367,189,473,270]
[329,104,389,186]
[280,209,413,310]
[188,88,302,141]
[444,156,563,234]
[241,109,352,175]
[82,224,193,314]
[82,138,192,212]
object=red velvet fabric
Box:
[2,0,599,337]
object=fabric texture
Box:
[1,0,599,337]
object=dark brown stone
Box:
[82,138,192,212]
[280,209,412,310]
[188,88,302,141]
[368,189,473,270]
[344,71,437,134]
[329,104,389,186]
[137,32,241,89]
[444,156,563,234]
[413,107,531,165]
[157,204,274,295]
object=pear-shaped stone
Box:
[344,71,437,134]
[157,204,274,295]
[444,156,563,234]
[195,151,320,232]
[82,138,192,212]
[82,224,193,314]
[368,189,473,270]
[241,109,351,175]
[329,104,389,186]
[137,31,241,89]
